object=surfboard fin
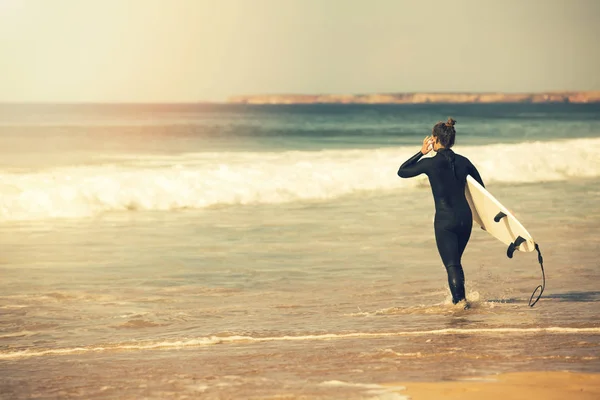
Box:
[494,211,507,223]
[507,236,527,258]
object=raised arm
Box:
[398,136,433,178]
[398,151,430,178]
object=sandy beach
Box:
[394,371,600,400]
[2,0,599,397]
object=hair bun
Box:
[445,118,456,128]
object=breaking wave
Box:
[1,138,598,221]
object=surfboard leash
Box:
[528,243,545,307]
[507,237,545,307]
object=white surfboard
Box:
[465,175,535,253]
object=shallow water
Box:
[1,104,599,398]
[1,178,599,398]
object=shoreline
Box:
[228,91,600,105]
[390,371,600,400]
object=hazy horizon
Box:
[2,89,600,106]
[1,0,599,103]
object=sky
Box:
[0,0,599,102]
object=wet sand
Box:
[394,371,600,400]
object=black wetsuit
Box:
[397,148,484,304]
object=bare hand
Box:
[421,136,434,154]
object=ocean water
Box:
[1,103,599,399]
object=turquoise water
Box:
[1,104,599,398]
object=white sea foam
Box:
[1,138,599,221]
[1,326,598,360]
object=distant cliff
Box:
[227,91,600,105]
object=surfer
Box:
[397,118,484,308]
